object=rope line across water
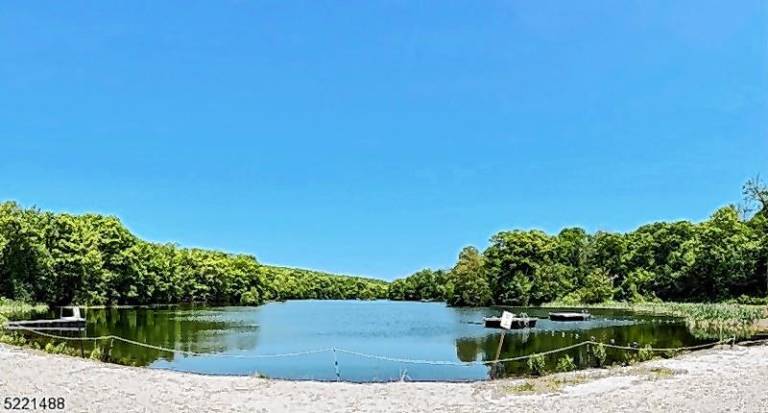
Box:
[336,341,595,366]
[6,325,333,359]
[110,335,333,359]
[4,325,738,366]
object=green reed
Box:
[543,301,768,339]
[0,298,49,324]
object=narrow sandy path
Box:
[1,344,767,412]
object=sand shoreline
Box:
[2,343,768,412]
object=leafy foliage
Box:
[638,345,654,362]
[448,247,492,307]
[555,354,576,372]
[2,180,767,309]
[526,353,547,376]
[387,269,452,301]
[0,298,48,324]
[391,180,768,307]
[590,343,607,367]
[0,202,387,305]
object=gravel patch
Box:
[1,344,767,412]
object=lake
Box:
[73,300,710,381]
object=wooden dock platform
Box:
[483,317,537,329]
[548,312,592,321]
[4,318,86,332]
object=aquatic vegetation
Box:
[623,351,638,366]
[0,299,49,349]
[543,301,768,339]
[731,295,768,305]
[0,298,48,324]
[43,342,67,355]
[0,332,27,346]
[590,343,607,367]
[638,345,654,362]
[526,354,547,376]
[555,355,576,372]
[89,346,103,361]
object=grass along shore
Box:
[0,298,48,324]
[542,301,768,339]
[0,298,90,358]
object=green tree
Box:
[688,207,761,300]
[574,268,615,303]
[0,201,388,306]
[484,230,555,305]
[448,247,492,306]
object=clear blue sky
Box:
[1,1,766,280]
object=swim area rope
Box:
[3,324,744,366]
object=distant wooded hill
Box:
[0,202,387,306]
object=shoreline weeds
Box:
[2,344,768,412]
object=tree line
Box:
[2,179,766,308]
[0,202,388,306]
[389,179,768,306]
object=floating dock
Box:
[4,318,86,332]
[483,317,537,329]
[4,307,86,332]
[548,312,592,321]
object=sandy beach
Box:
[1,343,767,413]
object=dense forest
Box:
[0,203,388,306]
[1,180,766,308]
[389,179,768,306]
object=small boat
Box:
[483,316,537,329]
[549,311,592,321]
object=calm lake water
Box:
[70,300,710,381]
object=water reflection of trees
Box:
[83,308,259,367]
[455,321,708,378]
